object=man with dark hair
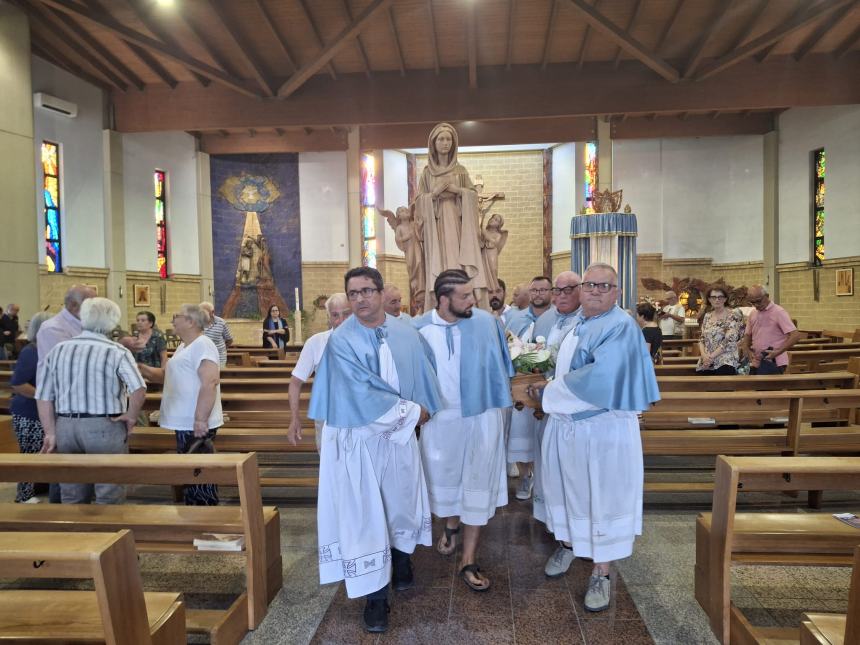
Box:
[0,304,20,359]
[488,278,512,324]
[504,275,553,500]
[310,265,442,633]
[414,270,513,592]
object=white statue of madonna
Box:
[414,122,495,310]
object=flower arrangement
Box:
[507,331,555,375]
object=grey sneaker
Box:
[544,545,575,577]
[515,472,534,500]
[584,574,611,612]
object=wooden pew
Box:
[800,545,859,645]
[822,329,860,342]
[0,414,14,453]
[219,367,293,379]
[787,348,860,373]
[251,359,298,369]
[0,453,282,644]
[656,371,858,393]
[694,456,860,644]
[0,530,185,644]
[144,392,305,427]
[218,378,290,394]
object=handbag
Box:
[756,348,781,375]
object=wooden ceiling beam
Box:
[84,0,177,89]
[576,0,601,70]
[296,0,338,80]
[43,0,258,96]
[720,0,768,58]
[428,0,440,74]
[125,0,209,86]
[339,0,372,78]
[208,0,275,96]
[834,24,860,58]
[541,0,559,70]
[249,0,298,73]
[467,2,477,87]
[756,0,807,63]
[794,0,859,62]
[24,1,128,91]
[36,1,145,90]
[30,32,111,91]
[200,128,348,154]
[612,112,775,139]
[697,0,854,81]
[655,0,685,54]
[564,0,679,82]
[388,7,406,76]
[612,0,644,69]
[683,0,737,79]
[277,0,392,99]
[505,0,516,71]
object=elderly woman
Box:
[138,304,223,505]
[129,311,167,367]
[696,286,745,375]
[9,312,52,502]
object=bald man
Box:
[382,285,412,322]
[511,283,530,312]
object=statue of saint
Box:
[237,236,259,285]
[380,205,426,309]
[480,213,508,289]
[413,123,495,310]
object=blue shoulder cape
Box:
[505,306,541,337]
[414,308,514,417]
[308,313,442,428]
[561,305,660,411]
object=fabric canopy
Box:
[570,212,638,311]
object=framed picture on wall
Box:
[836,268,853,296]
[133,284,151,307]
[83,284,99,297]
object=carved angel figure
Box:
[480,213,508,290]
[380,205,426,308]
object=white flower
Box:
[509,346,523,360]
[533,349,550,363]
[535,336,546,345]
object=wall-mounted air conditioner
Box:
[33,92,78,118]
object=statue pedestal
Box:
[570,212,638,310]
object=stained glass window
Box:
[154,170,168,278]
[812,149,825,266]
[584,141,598,206]
[42,141,62,273]
[360,153,377,268]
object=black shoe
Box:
[363,599,390,633]
[391,559,414,591]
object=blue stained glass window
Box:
[41,141,62,272]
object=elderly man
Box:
[287,293,351,448]
[36,285,96,364]
[488,278,513,324]
[309,266,441,633]
[415,270,513,592]
[510,283,530,313]
[382,284,412,322]
[505,276,553,500]
[200,301,233,367]
[739,284,802,374]
[529,271,581,525]
[36,298,146,505]
[0,303,20,359]
[528,263,659,612]
[657,290,685,339]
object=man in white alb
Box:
[414,270,513,592]
[287,293,351,449]
[308,267,441,633]
[528,263,659,612]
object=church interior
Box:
[1,0,860,643]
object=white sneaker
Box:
[515,473,534,500]
[507,463,519,478]
[584,574,611,612]
[22,497,41,504]
[544,546,575,577]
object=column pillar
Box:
[0,4,40,315]
[196,151,215,302]
[763,130,779,298]
[346,126,362,267]
[103,130,128,326]
[597,117,613,191]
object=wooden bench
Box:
[799,546,859,645]
[656,371,858,393]
[693,456,860,644]
[0,453,281,644]
[823,329,860,343]
[218,378,291,394]
[788,348,860,374]
[219,366,293,379]
[0,414,14,453]
[252,359,299,369]
[0,530,185,644]
[144,392,306,427]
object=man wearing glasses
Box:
[504,276,554,500]
[309,267,442,633]
[527,263,659,613]
[739,284,802,374]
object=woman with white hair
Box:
[287,293,351,448]
[139,303,223,505]
[9,311,52,502]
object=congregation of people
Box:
[3,265,808,635]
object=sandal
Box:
[436,525,460,556]
[460,564,491,592]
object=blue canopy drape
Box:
[570,212,638,311]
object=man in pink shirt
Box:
[739,284,802,374]
[36,285,96,367]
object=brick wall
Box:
[40,267,109,314]
[550,251,571,281]
[778,258,860,331]
[415,150,545,293]
[636,254,765,302]
[301,261,349,336]
[377,254,410,304]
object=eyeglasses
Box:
[551,285,581,296]
[347,287,381,301]
[709,295,727,300]
[529,288,551,294]
[580,282,617,293]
